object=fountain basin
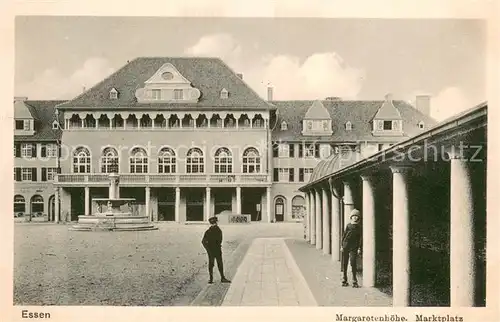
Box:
[70,215,158,232]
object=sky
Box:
[15,16,486,121]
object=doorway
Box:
[185,188,204,221]
[242,188,262,221]
[158,188,175,221]
[214,188,232,215]
[70,188,85,221]
[274,196,285,222]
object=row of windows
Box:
[273,168,314,183]
[14,143,58,158]
[73,147,262,174]
[14,167,59,182]
[273,143,356,159]
[14,194,47,214]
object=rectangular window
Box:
[46,168,58,181]
[43,144,57,158]
[278,168,289,182]
[383,120,393,130]
[15,120,24,130]
[320,144,332,159]
[21,143,33,158]
[24,120,31,130]
[303,168,314,182]
[22,168,33,181]
[304,144,316,158]
[278,144,289,158]
[174,89,183,100]
[152,89,161,100]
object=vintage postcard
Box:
[1,1,498,322]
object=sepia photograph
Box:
[6,8,496,320]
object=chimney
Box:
[236,73,243,80]
[415,94,431,116]
[267,86,274,101]
[82,86,86,93]
[14,96,28,102]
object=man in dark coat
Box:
[201,216,231,284]
[341,209,362,288]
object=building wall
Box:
[60,129,268,174]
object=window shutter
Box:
[41,145,47,158]
[15,168,21,181]
[299,168,304,182]
[32,168,37,181]
[41,168,47,181]
[289,168,294,182]
[298,144,303,158]
[15,144,21,157]
[272,143,279,158]
[32,144,37,158]
[273,168,279,182]
[315,144,320,158]
[58,145,61,157]
[288,144,295,158]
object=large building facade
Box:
[13,57,436,223]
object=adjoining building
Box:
[13,56,436,223]
[299,102,487,307]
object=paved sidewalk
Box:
[222,238,317,306]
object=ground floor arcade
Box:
[301,103,487,307]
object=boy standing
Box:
[341,209,362,288]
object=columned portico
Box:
[315,188,322,250]
[84,186,90,216]
[329,179,341,261]
[310,190,316,245]
[236,186,241,214]
[175,187,180,222]
[391,166,412,307]
[449,150,476,307]
[361,174,376,287]
[343,181,354,230]
[322,187,330,255]
[205,187,211,221]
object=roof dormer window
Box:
[220,88,228,99]
[418,121,425,129]
[52,121,59,130]
[281,121,288,131]
[345,121,352,131]
[109,88,118,99]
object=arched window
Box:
[73,147,91,173]
[129,147,148,173]
[291,195,306,219]
[158,147,176,174]
[101,147,119,173]
[274,196,285,222]
[31,195,44,214]
[14,195,25,213]
[186,148,204,173]
[243,148,261,173]
[214,148,232,173]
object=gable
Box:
[373,99,402,120]
[14,100,34,119]
[304,100,331,119]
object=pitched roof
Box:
[373,99,402,120]
[304,100,330,119]
[57,57,273,110]
[14,100,34,119]
[14,100,66,142]
[271,100,437,142]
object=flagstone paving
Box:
[222,238,317,306]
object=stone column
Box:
[266,187,272,223]
[205,187,211,221]
[391,166,412,307]
[310,190,316,245]
[84,186,90,216]
[305,192,310,242]
[329,180,341,261]
[315,188,322,250]
[361,174,376,287]
[236,186,242,214]
[54,188,60,223]
[322,187,331,255]
[175,187,180,223]
[343,181,354,230]
[449,151,476,307]
[145,186,151,219]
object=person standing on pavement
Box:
[201,216,231,284]
[341,209,362,288]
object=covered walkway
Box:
[300,103,487,307]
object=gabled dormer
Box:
[134,63,202,103]
[371,94,403,136]
[302,100,333,136]
[14,98,35,136]
[109,88,118,99]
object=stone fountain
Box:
[70,173,158,231]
